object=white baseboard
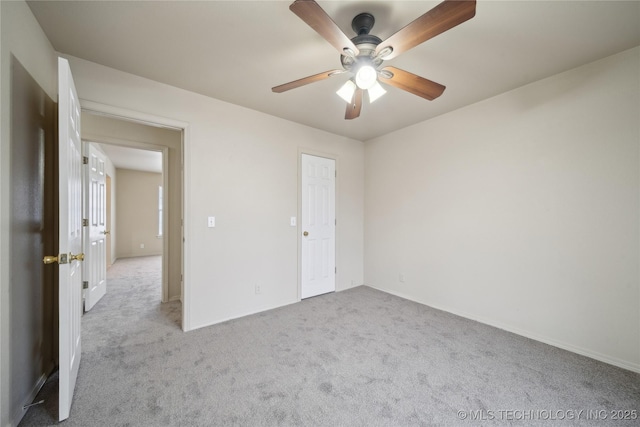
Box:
[365,284,640,374]
[186,299,299,332]
[118,253,162,259]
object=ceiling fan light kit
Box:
[272,0,476,120]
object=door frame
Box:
[106,174,112,267]
[297,149,338,301]
[80,100,191,330]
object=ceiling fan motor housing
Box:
[341,12,383,71]
[352,12,375,35]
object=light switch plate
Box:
[207,216,215,228]
[290,216,297,227]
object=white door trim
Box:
[79,100,191,331]
[298,149,338,300]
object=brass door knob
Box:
[43,255,58,264]
[70,253,85,262]
[303,231,309,236]
[43,253,70,264]
[101,230,111,235]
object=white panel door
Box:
[83,143,107,311]
[58,57,83,421]
[301,154,336,299]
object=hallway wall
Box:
[116,169,163,258]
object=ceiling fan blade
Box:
[374,0,476,60]
[290,0,359,56]
[379,66,446,101]
[345,88,363,120]
[272,69,343,93]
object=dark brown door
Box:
[10,57,56,422]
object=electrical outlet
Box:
[351,280,356,286]
[140,243,145,249]
[399,274,405,283]
[255,284,261,294]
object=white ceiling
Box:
[97,144,163,173]
[28,1,640,141]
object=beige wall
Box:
[116,169,163,258]
[364,47,640,372]
[64,54,365,332]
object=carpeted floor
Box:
[20,256,639,426]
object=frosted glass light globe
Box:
[336,80,357,103]
[355,65,377,90]
[368,81,386,103]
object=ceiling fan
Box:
[272,0,476,120]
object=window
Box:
[158,185,163,237]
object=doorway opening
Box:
[81,111,183,319]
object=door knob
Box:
[101,230,110,235]
[43,255,58,264]
[70,253,85,262]
[43,253,83,264]
[303,231,309,236]
[43,253,69,264]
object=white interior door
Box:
[58,57,83,421]
[83,143,107,311]
[301,154,336,299]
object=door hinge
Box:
[82,281,89,289]
[335,267,337,274]
[83,156,89,165]
[82,218,89,227]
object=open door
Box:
[83,143,107,311]
[43,57,83,421]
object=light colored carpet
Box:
[20,256,639,426]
